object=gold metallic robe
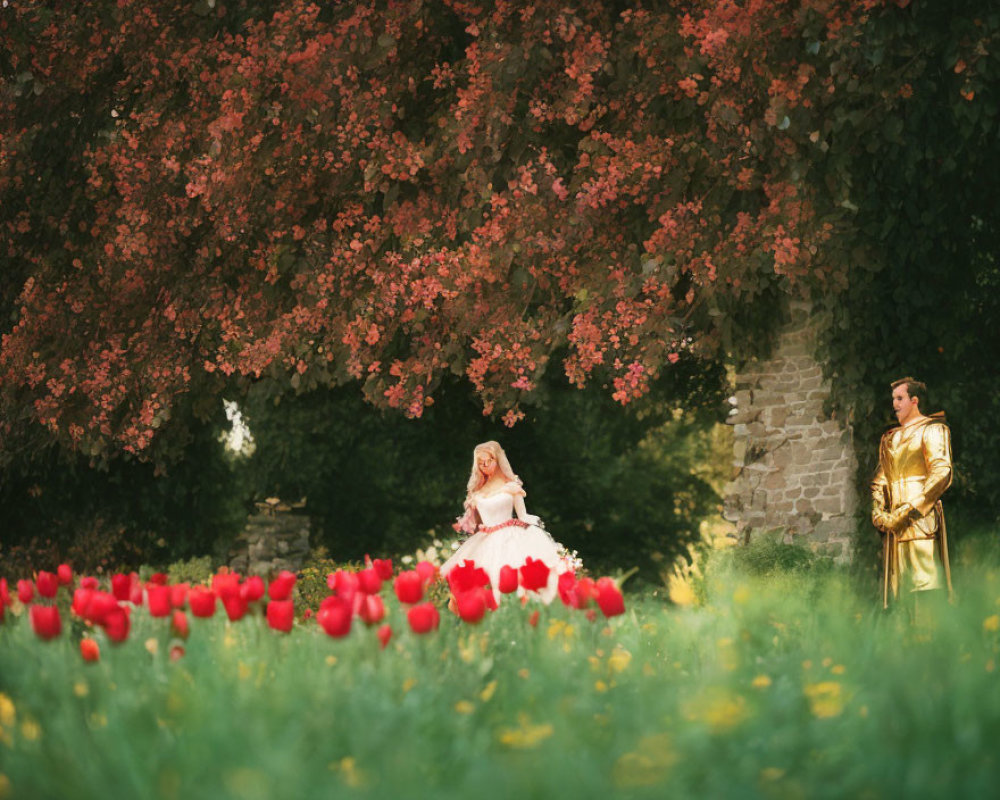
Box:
[871,413,953,608]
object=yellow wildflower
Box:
[238,662,252,681]
[0,695,14,729]
[454,700,475,715]
[831,664,846,675]
[613,733,676,788]
[20,719,41,742]
[608,646,632,674]
[402,677,417,693]
[518,668,530,680]
[595,680,609,693]
[682,688,748,733]
[751,675,772,689]
[732,584,751,605]
[145,638,159,656]
[759,767,785,782]
[73,681,89,698]
[497,714,554,749]
[0,774,10,799]
[458,637,477,664]
[89,713,108,729]
[984,615,1000,633]
[479,680,497,703]
[329,757,366,788]
[803,681,844,718]
[325,655,338,667]
[668,572,698,607]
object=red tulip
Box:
[455,589,487,624]
[79,576,99,591]
[447,560,490,595]
[577,577,599,609]
[240,575,265,604]
[110,573,132,602]
[377,623,392,649]
[528,610,540,627]
[407,602,440,634]
[212,571,241,599]
[188,587,217,618]
[1,577,11,607]
[595,578,625,618]
[57,564,74,585]
[80,638,100,662]
[170,645,185,661]
[558,571,581,608]
[519,558,551,592]
[415,560,437,585]
[36,570,59,598]
[357,568,382,595]
[372,559,393,581]
[359,594,386,626]
[104,606,131,643]
[393,571,424,604]
[17,579,34,604]
[222,594,248,622]
[266,600,295,632]
[498,565,519,594]
[328,570,360,603]
[268,570,297,601]
[317,596,352,638]
[84,592,120,626]
[170,583,189,609]
[72,588,93,618]
[146,585,172,617]
[30,605,61,640]
[148,572,168,586]
[171,610,190,640]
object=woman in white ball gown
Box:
[440,440,573,603]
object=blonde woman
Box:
[441,441,570,602]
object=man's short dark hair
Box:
[891,376,928,406]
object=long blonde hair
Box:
[464,441,521,507]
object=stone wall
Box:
[229,512,311,577]
[723,300,858,562]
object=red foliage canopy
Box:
[0,0,903,460]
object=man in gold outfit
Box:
[871,377,954,609]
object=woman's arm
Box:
[510,485,541,526]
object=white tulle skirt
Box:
[441,521,568,604]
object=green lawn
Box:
[3,545,1000,799]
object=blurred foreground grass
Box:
[4,536,1000,799]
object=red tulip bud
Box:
[393,571,424,604]
[266,600,295,633]
[30,605,61,640]
[80,638,100,662]
[317,596,352,638]
[407,602,440,634]
[36,571,59,598]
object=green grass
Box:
[4,544,1000,799]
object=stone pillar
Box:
[229,508,311,577]
[723,300,857,561]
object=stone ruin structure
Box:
[228,498,311,576]
[723,300,858,562]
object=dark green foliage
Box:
[241,355,728,577]
[0,413,248,576]
[816,2,1000,524]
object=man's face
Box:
[892,384,919,424]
